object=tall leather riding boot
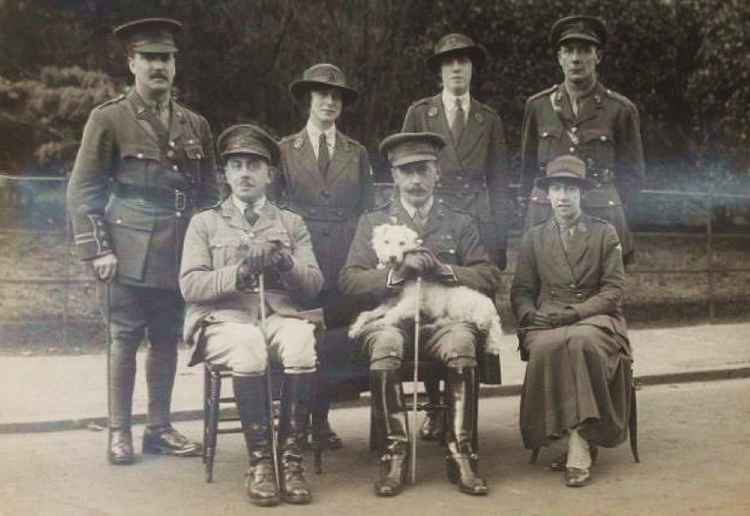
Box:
[445,367,488,496]
[419,375,444,441]
[279,372,314,504]
[233,375,280,507]
[371,369,409,497]
[108,339,137,464]
[145,339,178,428]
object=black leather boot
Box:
[371,369,409,497]
[234,375,279,507]
[108,339,136,465]
[445,367,488,496]
[279,373,314,504]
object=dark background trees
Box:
[0,0,748,190]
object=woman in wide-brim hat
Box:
[276,63,373,451]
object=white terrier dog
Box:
[348,223,502,354]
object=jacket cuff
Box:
[74,214,112,260]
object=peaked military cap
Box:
[113,17,182,53]
[380,132,446,168]
[426,33,488,72]
[550,15,607,48]
[217,124,280,166]
[536,155,595,190]
[289,63,358,106]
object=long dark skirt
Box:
[520,324,632,450]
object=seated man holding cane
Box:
[180,124,323,506]
[511,155,633,488]
[339,132,499,497]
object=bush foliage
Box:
[0,0,747,190]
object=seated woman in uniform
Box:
[511,155,633,487]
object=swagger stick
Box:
[259,273,281,491]
[411,276,422,484]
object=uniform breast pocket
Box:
[581,129,615,171]
[118,146,161,179]
[209,238,245,267]
[537,126,563,166]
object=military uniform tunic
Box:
[67,89,219,289]
[520,82,645,263]
[511,215,633,449]
[402,95,511,264]
[179,198,324,368]
[339,201,498,369]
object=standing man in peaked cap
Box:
[276,63,374,451]
[340,132,498,497]
[519,15,645,265]
[67,17,218,465]
[181,124,323,506]
[401,32,511,442]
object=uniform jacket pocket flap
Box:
[120,145,160,161]
[581,129,614,144]
[539,126,563,139]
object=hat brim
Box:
[131,42,178,53]
[289,80,359,106]
[536,174,595,190]
[390,154,438,168]
[557,33,602,47]
[427,46,487,72]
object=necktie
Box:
[318,133,330,176]
[452,98,465,142]
[244,207,259,226]
[413,208,428,231]
[559,224,574,252]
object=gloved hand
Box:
[236,242,277,287]
[530,310,552,328]
[394,249,436,280]
[548,308,579,327]
[269,248,294,272]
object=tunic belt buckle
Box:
[175,190,187,211]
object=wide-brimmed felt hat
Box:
[289,63,358,106]
[113,17,182,53]
[535,155,595,190]
[217,124,280,166]
[550,15,607,48]
[426,33,488,72]
[379,132,446,168]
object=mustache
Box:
[150,73,169,79]
[405,186,427,194]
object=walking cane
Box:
[410,276,422,484]
[259,273,281,491]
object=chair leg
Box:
[471,371,480,452]
[202,366,209,465]
[205,370,221,483]
[529,448,541,464]
[629,384,640,463]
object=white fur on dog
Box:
[349,223,502,354]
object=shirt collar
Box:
[554,213,584,232]
[232,195,266,214]
[306,120,336,147]
[400,196,434,220]
[442,90,471,112]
